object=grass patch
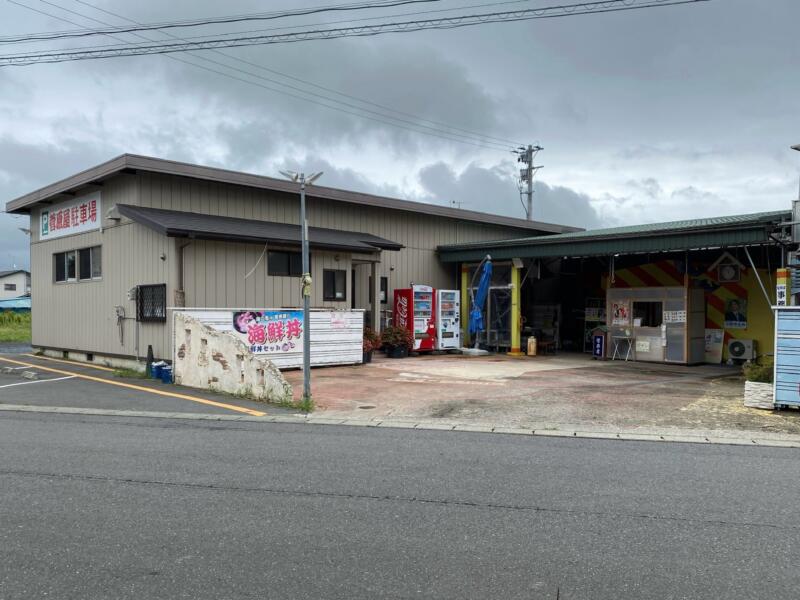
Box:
[296,395,315,413]
[272,395,315,413]
[113,367,149,379]
[743,362,773,384]
[0,311,31,343]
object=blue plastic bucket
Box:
[160,366,173,384]
[150,363,163,379]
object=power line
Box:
[0,0,444,43]
[0,0,711,66]
[66,0,525,147]
[3,0,536,52]
[7,0,516,151]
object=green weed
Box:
[0,311,31,343]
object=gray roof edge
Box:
[5,154,129,213]
[0,269,30,277]
[438,210,790,253]
[115,203,404,251]
[6,153,579,234]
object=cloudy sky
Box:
[1,0,798,269]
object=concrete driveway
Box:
[285,352,800,437]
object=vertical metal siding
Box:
[31,171,532,360]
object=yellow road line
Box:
[0,357,266,417]
[23,353,117,372]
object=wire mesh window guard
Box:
[136,284,167,322]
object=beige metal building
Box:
[5,154,576,366]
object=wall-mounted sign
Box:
[664,310,687,324]
[776,283,787,307]
[232,310,304,355]
[723,298,747,330]
[330,312,347,329]
[39,192,101,240]
[611,301,630,326]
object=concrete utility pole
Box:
[792,144,800,200]
[515,145,542,220]
[280,170,323,405]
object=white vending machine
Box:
[436,289,460,350]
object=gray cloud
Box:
[416,161,604,229]
[1,0,799,269]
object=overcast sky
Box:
[1,0,799,269]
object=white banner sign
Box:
[173,308,364,369]
[40,192,101,240]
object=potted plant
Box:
[363,327,380,363]
[381,325,413,358]
[362,327,381,363]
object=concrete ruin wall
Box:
[173,313,293,403]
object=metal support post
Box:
[508,261,523,356]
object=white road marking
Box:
[0,375,77,389]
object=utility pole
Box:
[280,169,323,406]
[515,144,542,220]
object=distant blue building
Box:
[0,295,31,312]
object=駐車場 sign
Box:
[40,192,102,240]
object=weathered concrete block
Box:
[173,313,292,404]
[743,380,774,410]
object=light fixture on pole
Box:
[280,169,323,407]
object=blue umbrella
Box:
[468,257,492,339]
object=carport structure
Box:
[438,210,791,363]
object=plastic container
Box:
[160,365,173,384]
[150,363,164,379]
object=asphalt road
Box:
[1,412,799,599]
[0,354,288,416]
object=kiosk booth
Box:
[607,287,706,364]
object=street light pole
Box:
[281,169,322,406]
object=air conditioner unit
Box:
[727,339,755,360]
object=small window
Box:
[369,276,389,304]
[324,269,347,301]
[79,248,91,280]
[55,246,101,282]
[91,246,102,279]
[633,301,663,327]
[55,253,66,282]
[55,250,77,282]
[4,283,16,291]
[136,284,167,322]
[268,250,304,277]
[66,251,76,281]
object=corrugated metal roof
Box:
[5,154,580,235]
[438,210,790,262]
[117,204,403,252]
[0,296,31,309]
[0,270,29,278]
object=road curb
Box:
[2,403,799,448]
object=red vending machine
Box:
[394,285,436,352]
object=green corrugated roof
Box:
[438,209,790,262]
